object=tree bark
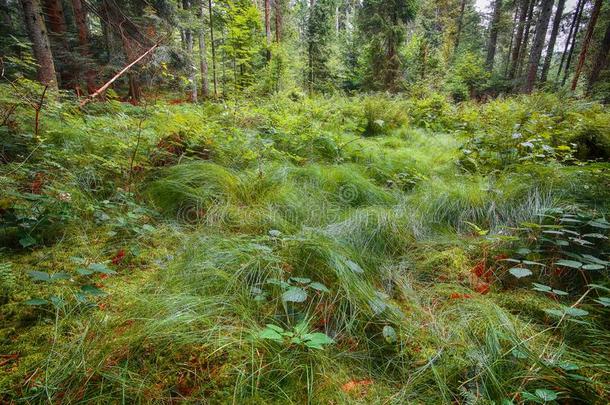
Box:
[71,0,97,94]
[539,0,565,83]
[505,5,520,75]
[523,0,554,93]
[208,0,218,97]
[183,0,198,102]
[485,0,503,71]
[516,0,537,79]
[454,0,467,53]
[274,0,282,42]
[557,0,585,80]
[264,0,271,60]
[509,0,530,79]
[571,0,602,90]
[42,0,74,89]
[199,0,209,99]
[20,0,58,88]
[586,17,610,94]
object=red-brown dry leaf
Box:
[341,379,373,394]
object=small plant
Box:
[254,321,334,350]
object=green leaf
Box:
[588,220,610,229]
[551,289,568,296]
[50,272,70,280]
[77,267,95,276]
[282,287,307,303]
[564,307,588,317]
[81,285,107,296]
[382,325,397,343]
[557,361,579,371]
[581,254,609,265]
[345,259,364,274]
[88,263,116,275]
[594,297,610,307]
[19,235,37,248]
[583,233,608,239]
[309,282,330,292]
[302,332,334,349]
[544,309,564,317]
[582,264,604,270]
[25,298,49,306]
[266,324,285,333]
[535,388,558,401]
[516,248,531,255]
[555,259,582,269]
[532,283,552,292]
[258,328,284,342]
[522,260,545,267]
[268,229,281,238]
[509,267,532,278]
[290,277,311,284]
[27,270,51,282]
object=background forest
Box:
[1,0,610,404]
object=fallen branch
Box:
[79,43,159,107]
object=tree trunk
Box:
[523,0,554,93]
[183,0,198,102]
[264,0,271,60]
[71,0,97,94]
[561,0,586,85]
[42,0,74,89]
[539,0,565,83]
[20,0,58,88]
[516,0,537,79]
[0,0,12,30]
[274,0,282,42]
[509,0,530,79]
[586,17,610,94]
[208,0,218,97]
[557,0,585,80]
[485,0,503,71]
[199,0,209,99]
[454,0,466,53]
[571,0,602,90]
[505,5,520,75]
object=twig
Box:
[79,43,159,107]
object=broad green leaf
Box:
[535,388,558,401]
[582,264,604,270]
[81,285,107,296]
[522,260,545,267]
[555,259,582,269]
[583,233,608,239]
[19,235,37,248]
[303,332,334,349]
[552,289,568,296]
[594,297,610,307]
[309,282,330,292]
[532,283,552,292]
[266,324,285,333]
[557,361,579,371]
[564,307,588,317]
[282,287,307,303]
[88,263,116,275]
[27,270,51,282]
[382,325,397,343]
[290,277,311,284]
[516,248,531,255]
[509,267,532,278]
[544,309,564,317]
[77,268,95,276]
[345,259,364,274]
[588,220,610,229]
[25,298,49,306]
[581,254,609,265]
[258,328,283,342]
[50,272,70,280]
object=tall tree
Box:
[571,0,603,90]
[508,0,530,79]
[454,0,467,53]
[359,0,418,91]
[264,0,271,60]
[199,0,209,98]
[42,0,74,89]
[523,0,554,93]
[71,0,97,94]
[183,0,198,102]
[485,0,503,71]
[539,0,565,83]
[516,0,537,78]
[560,0,586,84]
[20,0,58,88]
[305,0,334,92]
[208,0,218,97]
[586,16,610,94]
[274,0,283,42]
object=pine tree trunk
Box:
[20,0,58,88]
[561,0,586,85]
[523,0,554,93]
[183,0,198,102]
[208,0,218,97]
[264,0,271,60]
[454,0,466,53]
[71,0,97,94]
[539,0,565,83]
[509,0,530,79]
[199,0,209,99]
[571,0,602,90]
[0,0,12,30]
[586,18,610,94]
[274,0,282,42]
[556,0,584,80]
[485,0,503,71]
[42,0,73,89]
[516,0,537,79]
[505,6,520,75]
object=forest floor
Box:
[1,92,610,403]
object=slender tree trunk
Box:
[199,0,209,99]
[516,0,537,79]
[586,18,610,94]
[274,0,282,42]
[264,0,271,60]
[539,0,565,83]
[0,0,12,29]
[183,0,198,102]
[571,0,602,90]
[454,0,467,53]
[561,0,586,84]
[71,0,97,94]
[486,0,503,71]
[505,5,520,76]
[42,0,74,89]
[523,0,554,93]
[509,0,530,79]
[20,0,58,88]
[208,0,218,97]
[557,0,584,80]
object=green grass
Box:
[1,91,609,403]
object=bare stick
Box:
[79,43,159,107]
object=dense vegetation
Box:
[1,0,610,403]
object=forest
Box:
[0,0,609,403]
